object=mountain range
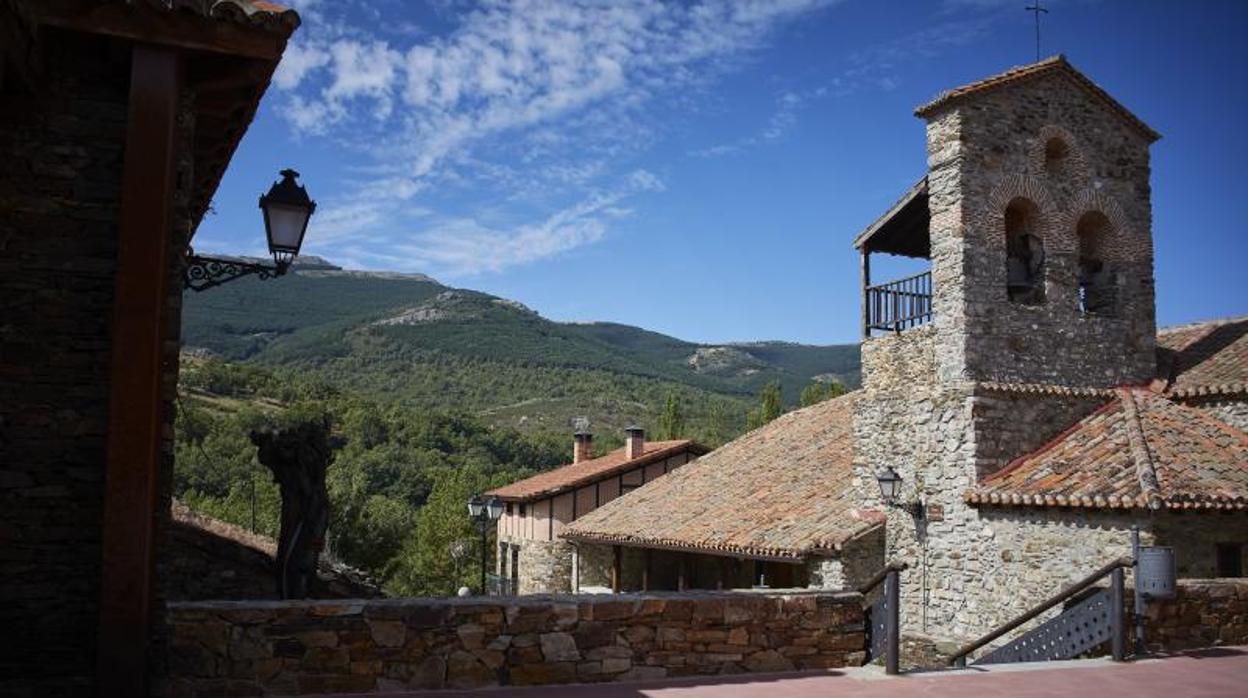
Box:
[181,258,860,436]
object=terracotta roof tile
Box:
[1157,316,1248,398]
[563,393,882,560]
[968,389,1248,510]
[486,440,706,503]
[914,55,1160,142]
[136,0,300,31]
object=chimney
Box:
[625,425,645,461]
[573,430,593,464]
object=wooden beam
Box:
[34,0,289,61]
[96,44,181,698]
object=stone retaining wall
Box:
[163,590,865,695]
[1136,578,1248,651]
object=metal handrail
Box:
[949,557,1132,666]
[864,270,931,291]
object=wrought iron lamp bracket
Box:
[184,251,289,292]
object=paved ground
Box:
[333,646,1248,697]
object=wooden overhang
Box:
[852,176,930,259]
[30,0,300,232]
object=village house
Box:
[564,393,884,593]
[566,56,1248,648]
[486,427,707,594]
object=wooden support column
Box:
[611,546,621,594]
[97,44,181,697]
[642,549,651,591]
[860,249,871,338]
[678,553,687,591]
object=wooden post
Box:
[97,44,181,697]
[860,249,871,338]
[1110,566,1125,661]
[885,568,900,675]
[611,545,621,594]
[642,549,650,591]
[678,553,687,591]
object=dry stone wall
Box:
[163,590,866,696]
[1135,578,1248,651]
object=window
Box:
[1216,543,1243,578]
[1044,136,1070,174]
[1077,211,1115,315]
[1005,198,1045,304]
[506,502,513,515]
[519,503,527,517]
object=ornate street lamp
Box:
[467,494,504,595]
[184,169,316,291]
[875,466,923,519]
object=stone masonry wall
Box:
[1134,578,1248,651]
[0,32,131,692]
[163,590,866,695]
[969,387,1109,479]
[894,506,1248,642]
[501,535,574,594]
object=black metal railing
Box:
[485,573,516,596]
[949,557,1130,667]
[865,270,933,334]
[860,562,907,675]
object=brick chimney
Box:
[573,430,593,464]
[625,425,645,460]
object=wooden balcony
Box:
[864,270,933,335]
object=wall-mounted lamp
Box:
[184,169,316,292]
[875,465,924,519]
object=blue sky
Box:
[196,0,1248,345]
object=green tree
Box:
[798,379,846,408]
[747,381,784,430]
[658,393,686,439]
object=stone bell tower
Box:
[919,55,1161,388]
[852,56,1162,639]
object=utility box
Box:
[1137,546,1176,599]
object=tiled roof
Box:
[914,55,1160,142]
[967,389,1248,511]
[1156,316,1248,398]
[135,0,300,31]
[563,393,884,561]
[486,440,706,503]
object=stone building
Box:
[564,393,885,593]
[486,428,707,594]
[851,55,1248,641]
[0,1,300,694]
[566,56,1247,651]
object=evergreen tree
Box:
[747,381,784,429]
[658,393,686,439]
[798,379,847,408]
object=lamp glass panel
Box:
[485,498,504,521]
[265,202,310,252]
[467,498,484,518]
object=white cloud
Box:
[273,41,330,90]
[276,0,839,273]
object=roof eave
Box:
[913,55,1161,144]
